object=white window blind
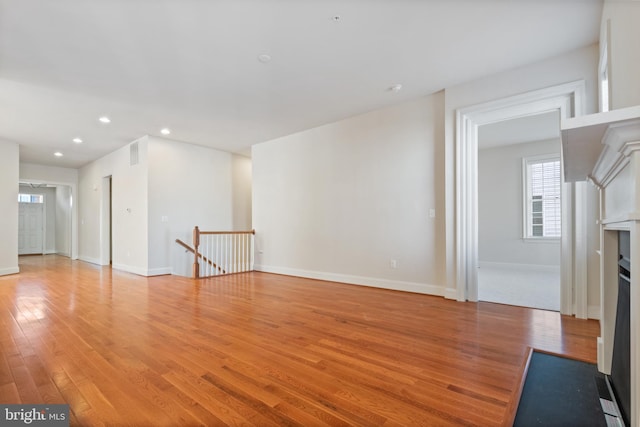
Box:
[525,157,561,238]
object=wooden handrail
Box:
[175,239,225,274]
[199,230,255,235]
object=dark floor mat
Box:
[513,351,607,427]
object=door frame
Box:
[455,80,588,317]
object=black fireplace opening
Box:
[608,230,631,426]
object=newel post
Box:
[192,226,200,278]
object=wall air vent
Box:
[130,142,139,166]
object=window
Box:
[18,194,44,203]
[523,156,561,239]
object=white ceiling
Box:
[478,111,561,150]
[0,0,603,168]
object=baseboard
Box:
[112,264,171,277]
[147,267,172,276]
[588,305,601,320]
[254,264,445,296]
[478,261,560,273]
[44,249,57,255]
[112,263,148,276]
[444,288,460,300]
[0,266,19,276]
[79,256,102,265]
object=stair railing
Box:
[191,227,255,278]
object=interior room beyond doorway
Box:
[477,112,561,311]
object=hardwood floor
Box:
[1,255,599,426]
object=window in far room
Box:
[18,194,44,203]
[523,155,561,239]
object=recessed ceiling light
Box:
[54,152,63,157]
[389,84,403,93]
[332,15,341,22]
[160,128,171,135]
[72,138,83,144]
[257,54,272,63]
[99,116,111,123]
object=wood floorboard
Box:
[0,255,600,426]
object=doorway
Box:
[476,112,561,311]
[455,80,589,317]
[18,183,74,257]
[100,176,112,265]
[18,200,44,255]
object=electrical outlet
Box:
[429,209,436,218]
[390,259,398,269]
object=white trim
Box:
[0,266,19,276]
[574,181,588,319]
[588,305,601,320]
[254,264,445,297]
[44,250,57,255]
[111,263,171,277]
[147,267,172,276]
[444,288,458,300]
[112,263,148,277]
[456,80,586,316]
[79,256,101,265]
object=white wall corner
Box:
[147,267,172,276]
[112,263,150,277]
[0,267,20,276]
[79,256,102,266]
[588,305,601,320]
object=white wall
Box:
[478,139,561,267]
[55,185,72,257]
[146,136,242,276]
[18,184,57,254]
[79,135,249,277]
[0,140,19,276]
[253,93,446,295]
[232,155,252,230]
[251,44,599,300]
[602,1,640,109]
[79,137,149,274]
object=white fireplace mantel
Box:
[561,104,640,427]
[561,105,640,186]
